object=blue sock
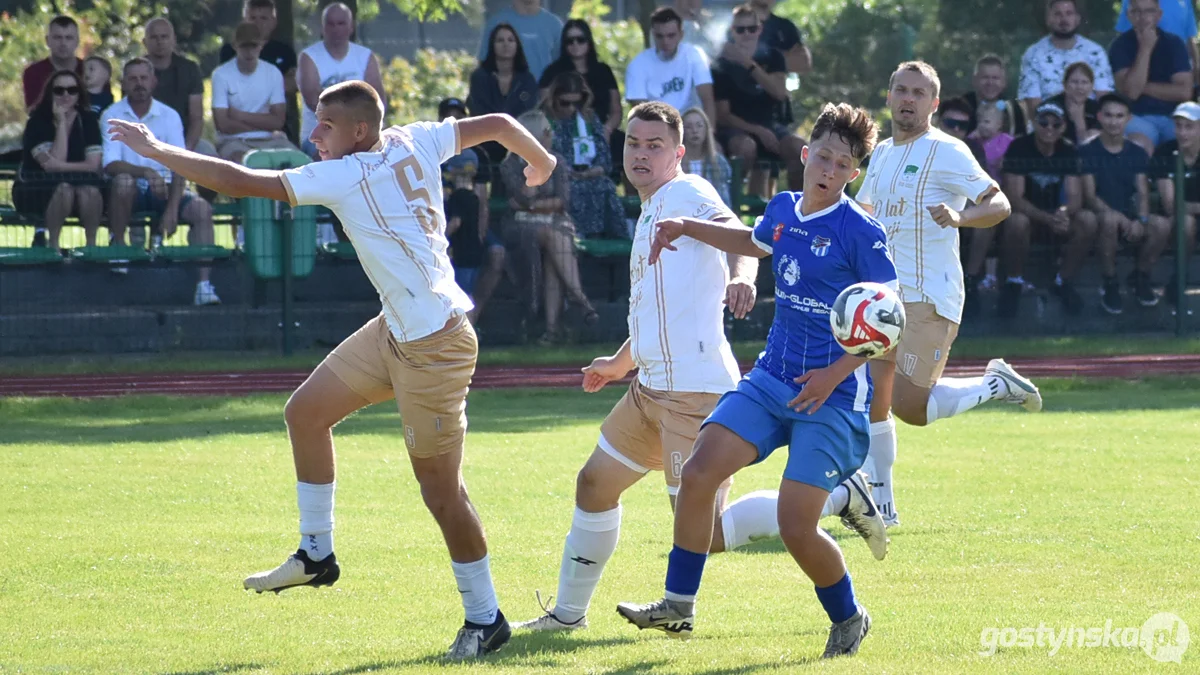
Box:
[814,572,858,624]
[664,545,707,602]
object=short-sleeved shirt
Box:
[22,58,83,111]
[1018,35,1115,102]
[1044,93,1101,142]
[711,47,787,128]
[218,39,298,77]
[1078,138,1149,214]
[1002,134,1080,212]
[629,173,741,394]
[1116,0,1198,41]
[759,13,804,56]
[101,98,187,183]
[210,60,286,140]
[279,120,473,342]
[17,109,103,181]
[750,193,898,412]
[476,7,563,81]
[1149,139,1200,202]
[856,128,997,324]
[961,92,1028,137]
[539,59,621,127]
[467,67,539,119]
[446,187,484,268]
[1109,28,1192,117]
[624,45,712,113]
[153,54,205,137]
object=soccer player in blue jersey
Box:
[616,102,895,659]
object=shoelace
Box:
[534,589,554,616]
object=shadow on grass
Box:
[159,664,264,675]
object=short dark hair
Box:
[1062,61,1095,87]
[122,56,155,78]
[628,101,684,144]
[1097,92,1131,112]
[890,61,941,98]
[1047,0,1078,11]
[650,7,683,28]
[318,80,384,130]
[975,53,1005,72]
[938,97,974,119]
[85,55,112,76]
[809,102,878,161]
[49,15,78,31]
[244,0,276,12]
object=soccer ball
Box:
[830,282,906,358]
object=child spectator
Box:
[972,101,1015,181]
[83,56,114,117]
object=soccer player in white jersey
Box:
[107,80,557,660]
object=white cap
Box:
[1173,101,1200,121]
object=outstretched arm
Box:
[649,217,769,264]
[458,113,557,186]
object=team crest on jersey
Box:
[811,235,831,257]
[900,164,921,187]
[778,254,801,286]
[773,222,785,242]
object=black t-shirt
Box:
[962,91,1028,137]
[759,13,803,54]
[447,188,485,268]
[1044,94,1100,144]
[153,54,204,136]
[1078,138,1148,214]
[1149,140,1200,203]
[18,109,102,180]
[539,59,620,127]
[218,39,298,77]
[88,88,114,117]
[1002,134,1079,212]
[711,47,787,128]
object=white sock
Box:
[297,481,335,561]
[553,506,622,623]
[452,554,499,625]
[868,418,897,521]
[720,490,780,550]
[820,484,851,518]
[926,376,1003,424]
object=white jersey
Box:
[856,127,997,324]
[280,119,472,343]
[299,41,374,141]
[630,173,741,394]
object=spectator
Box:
[1116,0,1198,83]
[963,54,1028,136]
[625,8,717,130]
[1147,101,1200,305]
[937,97,988,169]
[749,0,812,75]
[1018,0,1114,123]
[211,22,298,164]
[476,0,563,81]
[142,18,208,154]
[544,72,626,239]
[12,70,104,251]
[963,100,1017,314]
[970,101,1015,181]
[500,110,598,345]
[1110,0,1194,155]
[711,4,805,193]
[1044,62,1102,145]
[297,2,385,157]
[83,55,114,117]
[218,0,299,142]
[681,106,734,208]
[539,20,623,158]
[1077,93,1165,312]
[102,58,220,306]
[675,0,721,58]
[23,15,83,113]
[1000,101,1094,317]
[438,97,504,325]
[468,23,539,179]
[939,96,996,316]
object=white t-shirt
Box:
[101,98,185,184]
[624,44,711,114]
[856,127,998,324]
[211,59,286,141]
[630,172,740,394]
[299,42,374,142]
[280,119,472,342]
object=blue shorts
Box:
[133,181,195,220]
[1127,114,1176,146]
[703,367,870,492]
[455,266,480,294]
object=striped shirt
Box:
[856,127,997,324]
[629,173,740,394]
[281,119,472,343]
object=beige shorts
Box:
[879,301,959,388]
[324,314,477,459]
[598,379,721,495]
[216,135,301,161]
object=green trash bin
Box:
[241,148,317,279]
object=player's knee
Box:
[679,452,722,492]
[574,463,608,505]
[419,477,467,521]
[284,390,335,434]
[778,517,819,551]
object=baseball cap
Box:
[438,97,467,119]
[1035,101,1065,118]
[1173,101,1200,121]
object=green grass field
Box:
[3,379,1197,673]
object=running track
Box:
[2,354,1199,398]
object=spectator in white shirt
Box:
[102,58,220,305]
[211,22,298,163]
[624,7,717,129]
[1018,0,1114,125]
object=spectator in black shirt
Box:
[1147,101,1200,305]
[539,20,624,176]
[1000,101,1095,317]
[83,56,114,117]
[963,54,1028,136]
[750,0,811,75]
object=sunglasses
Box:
[565,35,588,46]
[733,24,761,34]
[941,118,970,131]
[556,97,581,109]
[1037,117,1065,130]
[53,85,80,96]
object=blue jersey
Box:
[750,192,898,412]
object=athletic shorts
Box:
[878,301,959,388]
[598,378,721,495]
[324,313,477,459]
[703,367,870,492]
